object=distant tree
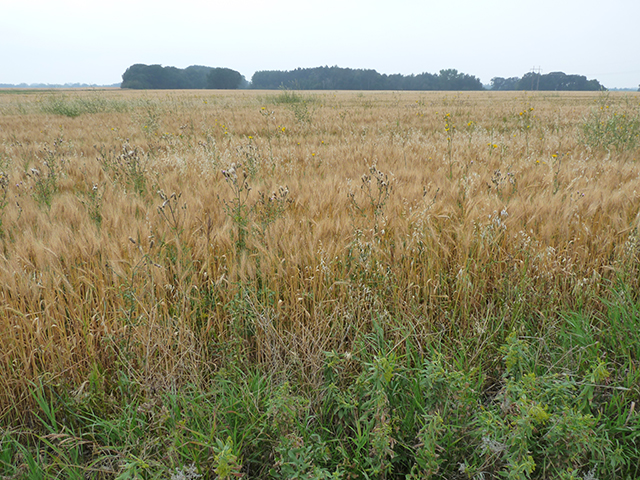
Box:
[121,64,183,89]
[491,77,520,91]
[251,66,482,91]
[184,65,215,89]
[116,64,605,92]
[207,68,244,89]
[437,69,483,90]
[122,64,158,89]
[159,66,183,89]
[251,70,285,89]
[121,64,244,89]
[413,72,438,90]
[517,71,604,91]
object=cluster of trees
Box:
[118,64,608,92]
[250,66,484,91]
[491,71,605,91]
[119,65,483,91]
[120,64,246,90]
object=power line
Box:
[530,66,542,90]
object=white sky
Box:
[2,0,639,88]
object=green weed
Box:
[580,97,640,152]
[40,94,131,117]
[28,137,65,209]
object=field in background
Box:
[0,89,639,479]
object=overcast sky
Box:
[2,0,639,88]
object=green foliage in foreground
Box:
[39,94,133,117]
[580,99,640,152]
[1,291,639,480]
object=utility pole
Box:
[530,66,542,90]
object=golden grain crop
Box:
[0,89,639,419]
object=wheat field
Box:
[0,88,639,478]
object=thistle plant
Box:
[79,182,105,228]
[488,168,516,200]
[96,141,148,196]
[236,142,261,179]
[222,163,252,252]
[198,130,221,168]
[348,164,393,233]
[254,185,291,236]
[221,159,292,254]
[157,189,186,241]
[28,139,64,210]
[156,189,193,315]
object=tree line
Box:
[250,66,484,90]
[491,71,605,91]
[120,64,247,89]
[120,64,607,91]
